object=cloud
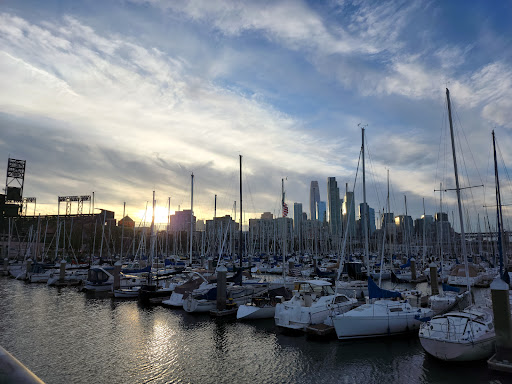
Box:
[0,12,359,221]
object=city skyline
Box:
[1,1,511,229]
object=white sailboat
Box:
[332,126,433,340]
[236,286,292,320]
[274,279,358,331]
[419,89,498,361]
[333,276,433,339]
[419,306,495,361]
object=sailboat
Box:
[332,126,433,340]
[275,279,358,331]
[418,89,497,361]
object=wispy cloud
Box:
[0,12,354,220]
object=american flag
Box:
[282,202,288,217]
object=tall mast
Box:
[190,173,194,265]
[439,183,443,264]
[404,196,409,258]
[151,190,155,266]
[446,88,470,292]
[282,178,286,279]
[422,198,426,267]
[492,130,505,279]
[121,202,125,260]
[362,126,369,270]
[214,194,217,256]
[167,197,170,259]
[239,155,243,269]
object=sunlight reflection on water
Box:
[0,277,507,384]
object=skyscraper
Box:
[342,183,356,238]
[327,177,341,235]
[359,203,376,236]
[293,203,303,235]
[316,201,326,223]
[309,181,320,221]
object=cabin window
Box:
[389,307,403,312]
[334,296,349,304]
[88,269,97,281]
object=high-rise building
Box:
[309,181,320,221]
[316,201,326,223]
[196,219,205,231]
[359,203,376,236]
[395,215,414,244]
[327,177,341,235]
[342,183,356,238]
[170,210,196,233]
[293,203,303,235]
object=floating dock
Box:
[305,324,335,338]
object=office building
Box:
[309,181,320,221]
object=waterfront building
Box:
[395,215,414,245]
[434,212,452,250]
[309,181,320,221]
[342,183,356,238]
[261,212,273,220]
[316,201,326,223]
[327,177,341,235]
[170,210,196,233]
[196,219,205,231]
[118,216,135,228]
[414,215,433,237]
[358,203,376,236]
[293,203,303,235]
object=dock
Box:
[488,354,512,374]
[305,324,336,338]
[210,306,238,318]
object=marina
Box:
[0,276,509,384]
[2,1,512,383]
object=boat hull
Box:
[334,313,424,339]
[419,333,495,361]
[237,304,275,320]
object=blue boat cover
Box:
[368,277,402,300]
[502,271,510,285]
[442,283,460,293]
[400,259,411,269]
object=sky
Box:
[1,0,512,230]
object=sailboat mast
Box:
[446,88,470,292]
[151,191,155,266]
[282,178,286,279]
[422,198,426,266]
[439,183,443,262]
[121,202,125,260]
[362,127,369,270]
[239,155,243,269]
[190,173,194,265]
[492,130,505,278]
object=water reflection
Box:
[0,277,506,384]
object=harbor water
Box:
[0,277,508,384]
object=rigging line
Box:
[496,140,512,199]
[452,110,481,231]
[363,130,384,215]
[454,106,486,188]
[242,166,258,218]
[453,106,486,225]
[435,95,449,186]
[482,135,493,213]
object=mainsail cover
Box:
[368,277,402,299]
[442,283,460,293]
